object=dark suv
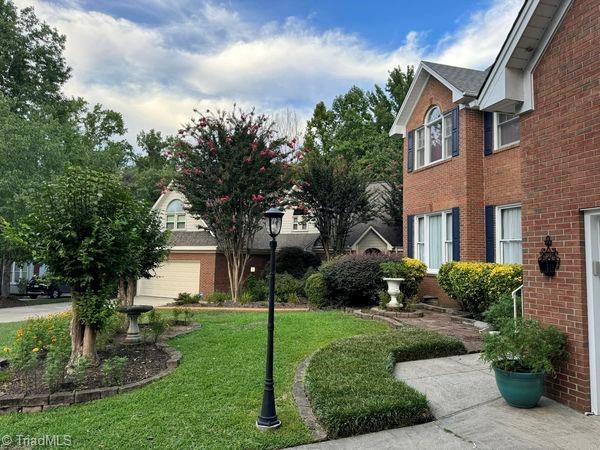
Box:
[26,277,63,299]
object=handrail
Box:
[512,285,523,319]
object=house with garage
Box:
[390,0,598,413]
[136,186,402,301]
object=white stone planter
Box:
[383,277,404,309]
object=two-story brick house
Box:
[391,0,599,412]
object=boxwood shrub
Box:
[319,253,401,307]
[305,272,327,308]
[437,261,522,317]
[305,327,466,438]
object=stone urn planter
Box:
[117,305,154,344]
[382,278,404,309]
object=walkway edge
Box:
[293,353,328,442]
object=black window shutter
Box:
[452,207,460,261]
[483,112,493,155]
[406,215,414,258]
[407,130,414,173]
[485,205,495,262]
[451,107,460,157]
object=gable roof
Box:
[422,61,490,98]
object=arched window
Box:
[166,199,186,230]
[415,106,454,168]
[364,248,382,255]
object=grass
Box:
[0,310,386,449]
[305,327,467,439]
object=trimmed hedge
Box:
[319,253,401,307]
[438,261,522,317]
[305,272,327,308]
[275,273,304,302]
[305,327,466,438]
[271,246,321,278]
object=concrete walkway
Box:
[295,354,600,449]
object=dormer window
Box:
[293,209,308,232]
[166,199,186,230]
[415,106,454,169]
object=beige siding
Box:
[154,190,205,232]
[137,261,200,299]
[280,208,318,234]
[355,230,389,253]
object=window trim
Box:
[493,112,520,150]
[413,210,453,273]
[292,215,308,232]
[166,199,186,230]
[415,106,454,169]
[495,203,522,264]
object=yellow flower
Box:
[2,347,10,353]
[51,336,57,343]
[32,347,40,353]
[16,329,24,338]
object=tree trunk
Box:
[117,277,127,305]
[82,325,98,362]
[0,256,11,298]
[67,293,99,368]
[126,277,137,306]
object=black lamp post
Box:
[257,206,284,430]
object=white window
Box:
[11,263,33,284]
[496,205,522,264]
[494,112,520,149]
[166,199,186,230]
[414,211,453,272]
[292,215,307,232]
[415,106,454,169]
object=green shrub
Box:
[482,318,567,374]
[205,291,230,304]
[271,246,321,278]
[304,272,328,308]
[97,313,127,350]
[43,328,71,392]
[483,293,520,329]
[70,355,91,388]
[377,290,391,309]
[305,328,466,438]
[182,309,194,325]
[275,273,304,302]
[175,292,202,305]
[320,254,401,307]
[239,291,253,305]
[147,310,169,343]
[380,258,427,300]
[437,261,522,317]
[171,308,184,324]
[102,356,129,386]
[244,276,267,302]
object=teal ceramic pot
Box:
[493,366,544,408]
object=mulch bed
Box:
[0,339,169,397]
[0,297,27,309]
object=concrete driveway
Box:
[296,353,600,449]
[0,301,71,323]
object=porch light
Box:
[538,235,560,277]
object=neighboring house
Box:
[137,186,402,301]
[391,0,598,413]
[3,262,46,295]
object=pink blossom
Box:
[251,141,258,151]
[259,166,266,173]
[217,195,231,204]
[252,194,265,202]
[259,149,268,158]
[243,156,253,164]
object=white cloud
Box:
[13,0,522,144]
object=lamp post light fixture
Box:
[257,206,284,430]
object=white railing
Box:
[512,285,523,319]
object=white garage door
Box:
[138,261,200,299]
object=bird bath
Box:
[117,305,154,344]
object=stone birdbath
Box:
[117,305,154,344]
[382,278,405,309]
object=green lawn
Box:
[0,311,386,449]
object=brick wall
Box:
[520,0,599,412]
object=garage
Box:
[137,261,200,299]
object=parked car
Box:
[26,277,67,299]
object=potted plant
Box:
[481,318,567,408]
[380,261,405,309]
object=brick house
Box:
[136,186,402,300]
[390,0,599,412]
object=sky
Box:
[14,0,523,145]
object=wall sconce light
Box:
[538,235,560,277]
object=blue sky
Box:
[15,0,522,143]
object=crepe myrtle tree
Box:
[23,168,165,365]
[117,203,170,306]
[290,149,374,260]
[170,107,293,302]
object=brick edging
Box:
[293,354,327,442]
[0,323,201,415]
[343,307,404,328]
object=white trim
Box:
[169,246,218,252]
[493,112,521,150]
[585,208,600,414]
[414,107,454,170]
[413,211,453,273]
[495,204,522,264]
[350,226,394,251]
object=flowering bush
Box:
[380,258,427,300]
[170,107,293,302]
[438,262,522,317]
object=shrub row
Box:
[305,327,466,438]
[438,261,522,317]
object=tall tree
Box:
[0,0,70,114]
[172,108,292,302]
[291,151,374,260]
